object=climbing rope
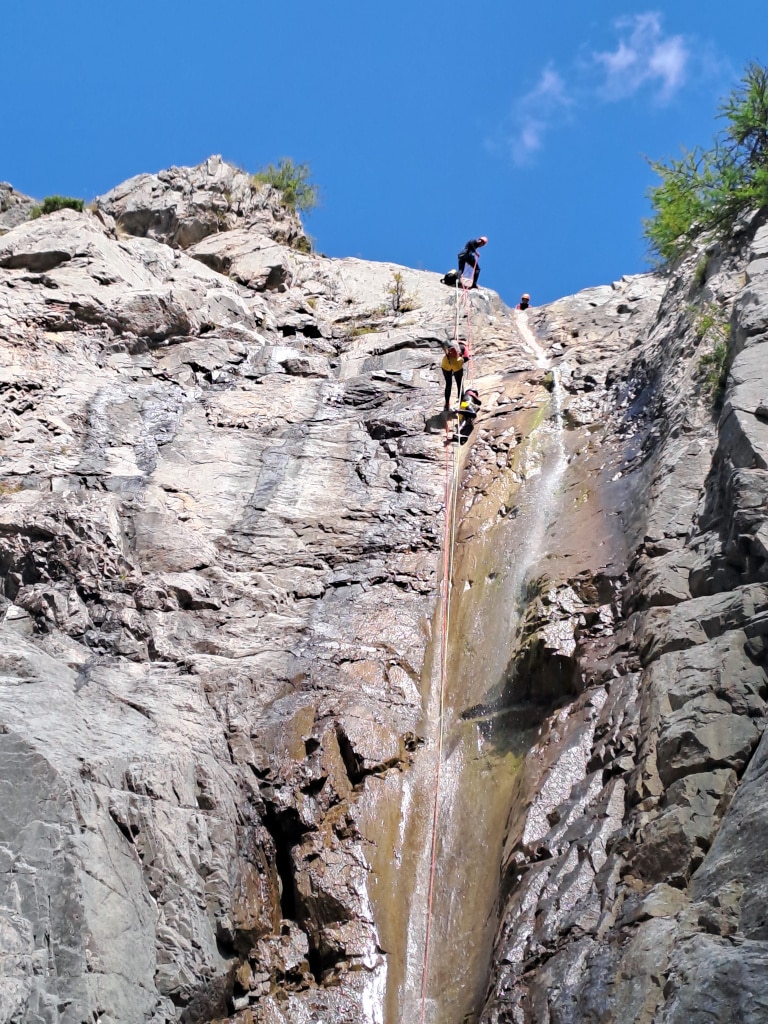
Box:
[452,277,477,383]
[453,278,462,349]
[418,276,477,1023]
[458,277,476,383]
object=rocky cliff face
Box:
[0,184,36,234]
[479,220,768,1023]
[0,159,766,1024]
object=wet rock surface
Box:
[480,227,768,1023]
[1,159,767,1024]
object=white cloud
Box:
[489,12,710,165]
[531,67,570,105]
[495,66,572,165]
[594,12,689,102]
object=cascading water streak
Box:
[385,312,571,1024]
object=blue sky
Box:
[2,1,766,306]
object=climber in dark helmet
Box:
[454,386,482,443]
[458,387,482,419]
[440,340,469,410]
[516,293,531,310]
[457,236,487,289]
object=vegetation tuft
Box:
[689,302,730,343]
[291,234,313,253]
[693,256,709,288]
[252,158,319,213]
[644,61,768,263]
[386,271,418,314]
[688,302,731,404]
[29,195,85,219]
[699,341,730,403]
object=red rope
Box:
[419,288,477,1019]
[460,278,476,382]
[418,263,480,1020]
[419,419,454,1023]
[452,274,477,381]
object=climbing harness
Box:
[459,259,476,289]
[418,275,478,1024]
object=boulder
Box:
[189,229,294,291]
[0,182,37,233]
[95,155,305,249]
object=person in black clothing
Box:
[457,236,487,289]
[516,293,531,310]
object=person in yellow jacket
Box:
[441,341,469,410]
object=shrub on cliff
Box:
[252,158,318,213]
[29,195,85,219]
[699,340,729,404]
[689,302,731,405]
[645,62,768,262]
[386,270,418,313]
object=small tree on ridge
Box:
[645,61,768,262]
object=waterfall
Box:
[499,314,569,605]
[385,313,570,1024]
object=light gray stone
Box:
[3,161,768,1024]
[0,183,37,234]
[95,155,305,250]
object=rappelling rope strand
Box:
[452,273,476,385]
[460,276,476,384]
[419,425,454,1024]
[454,278,461,344]
[419,271,478,1024]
